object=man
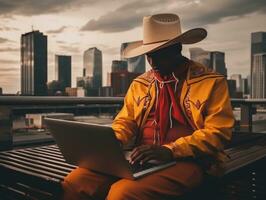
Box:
[62,13,235,200]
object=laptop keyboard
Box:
[128,161,157,173]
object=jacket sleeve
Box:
[163,77,235,159]
[112,83,138,144]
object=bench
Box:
[0,134,266,200]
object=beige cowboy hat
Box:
[122,13,207,58]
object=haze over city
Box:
[0,0,266,93]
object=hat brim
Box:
[122,28,207,58]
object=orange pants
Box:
[62,161,204,200]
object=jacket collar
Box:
[186,60,224,85]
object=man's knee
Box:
[107,179,144,200]
[62,168,116,200]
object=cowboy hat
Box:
[122,13,207,58]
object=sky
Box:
[0,0,266,93]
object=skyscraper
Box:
[55,55,72,89]
[21,30,47,96]
[111,60,127,72]
[211,51,227,77]
[110,59,141,96]
[121,42,146,73]
[111,71,141,96]
[251,53,266,98]
[230,74,242,92]
[83,47,102,89]
[251,32,266,98]
[227,79,237,98]
[241,78,249,95]
[247,74,251,95]
[189,48,227,77]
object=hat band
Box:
[143,39,169,45]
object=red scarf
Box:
[153,71,187,144]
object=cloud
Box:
[0,26,19,31]
[178,0,266,28]
[0,37,13,43]
[80,0,266,33]
[0,59,19,64]
[80,0,155,32]
[0,0,94,16]
[0,67,19,73]
[56,40,67,44]
[103,46,120,55]
[0,47,19,52]
[46,26,68,34]
[89,44,120,55]
[0,73,20,93]
[58,45,81,53]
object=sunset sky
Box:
[0,0,266,93]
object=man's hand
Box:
[129,144,174,165]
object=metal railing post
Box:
[240,103,254,133]
[0,106,13,150]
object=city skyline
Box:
[0,0,266,93]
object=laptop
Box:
[44,117,176,180]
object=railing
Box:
[0,96,266,150]
[0,96,123,150]
[231,98,266,133]
[0,96,124,105]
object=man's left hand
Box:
[129,144,174,165]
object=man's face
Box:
[146,43,182,76]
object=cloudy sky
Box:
[0,0,265,93]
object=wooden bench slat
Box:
[35,147,64,156]
[0,163,61,183]
[15,182,54,200]
[39,145,62,152]
[0,152,73,172]
[0,159,65,180]
[225,148,266,174]
[0,155,71,176]
[226,145,266,161]
[17,149,67,162]
[25,148,64,159]
[0,184,32,200]
[6,151,76,169]
[33,145,64,155]
[44,145,61,150]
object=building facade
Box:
[21,30,47,96]
[251,32,266,98]
[241,78,249,96]
[121,42,146,73]
[189,47,227,77]
[227,79,237,98]
[55,55,72,89]
[230,74,242,92]
[65,87,85,97]
[99,86,114,97]
[83,47,102,89]
[251,53,266,98]
[111,71,141,96]
[111,60,128,72]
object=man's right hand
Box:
[129,144,174,165]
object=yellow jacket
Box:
[112,60,235,176]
